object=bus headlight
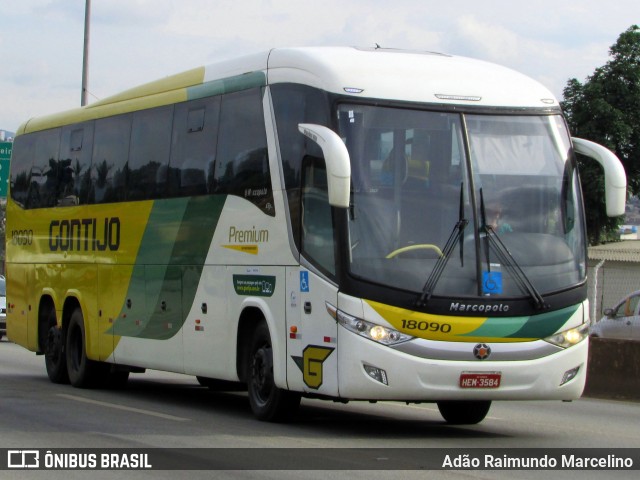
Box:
[544,322,590,348]
[326,302,413,346]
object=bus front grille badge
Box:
[473,344,492,360]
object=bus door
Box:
[285,156,339,396]
[286,268,339,396]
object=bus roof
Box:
[18,46,558,135]
[266,47,558,109]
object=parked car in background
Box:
[0,275,6,340]
[591,290,640,341]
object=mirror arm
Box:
[572,137,627,217]
[298,124,351,208]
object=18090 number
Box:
[400,319,452,333]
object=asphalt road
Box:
[1,338,639,480]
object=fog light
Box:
[363,364,388,385]
[560,365,581,386]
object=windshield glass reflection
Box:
[340,105,585,298]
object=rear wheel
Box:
[247,322,300,422]
[437,400,492,425]
[41,307,69,384]
[65,308,107,388]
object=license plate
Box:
[459,372,501,389]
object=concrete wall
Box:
[583,337,640,401]
[587,260,639,320]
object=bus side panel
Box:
[98,264,135,362]
[109,265,185,372]
[183,265,239,381]
[182,265,233,379]
[6,263,33,350]
[285,268,339,396]
[61,263,99,361]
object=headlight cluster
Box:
[544,322,590,348]
[326,303,413,346]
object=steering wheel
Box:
[385,244,443,259]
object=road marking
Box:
[57,393,190,422]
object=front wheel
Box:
[437,400,491,425]
[247,322,300,422]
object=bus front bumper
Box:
[336,328,587,402]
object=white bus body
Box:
[7,47,626,424]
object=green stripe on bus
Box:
[507,305,579,339]
[462,305,579,340]
[187,72,267,100]
[459,316,529,339]
[112,195,226,340]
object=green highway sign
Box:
[0,141,12,198]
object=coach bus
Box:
[6,47,626,424]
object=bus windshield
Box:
[340,105,586,299]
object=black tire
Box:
[42,308,69,384]
[437,400,492,425]
[65,308,107,388]
[247,322,300,422]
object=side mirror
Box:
[603,308,614,318]
[572,138,627,217]
[298,124,351,208]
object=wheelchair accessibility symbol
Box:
[300,271,310,292]
[482,271,503,295]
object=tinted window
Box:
[58,123,94,205]
[9,134,35,207]
[128,106,173,200]
[11,88,277,209]
[271,84,329,190]
[271,84,331,247]
[215,88,274,215]
[92,114,132,203]
[169,97,220,197]
[29,128,61,208]
[301,157,335,276]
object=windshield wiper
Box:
[416,184,468,307]
[479,190,549,310]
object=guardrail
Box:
[583,337,640,401]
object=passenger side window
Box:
[214,88,274,215]
[169,97,220,197]
[58,123,94,205]
[9,134,35,207]
[11,88,276,209]
[128,106,173,200]
[92,115,132,203]
[28,128,61,208]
